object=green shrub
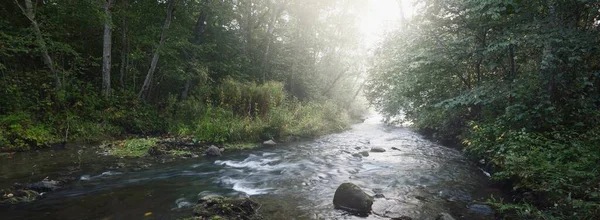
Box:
[110,138,159,157]
[0,112,57,151]
[464,120,600,219]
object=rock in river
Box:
[27,179,62,192]
[436,212,456,220]
[333,182,373,216]
[205,145,221,157]
[263,139,277,147]
[370,147,386,153]
[193,196,261,220]
[468,204,494,216]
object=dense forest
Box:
[0,0,369,151]
[367,0,600,219]
[2,0,600,219]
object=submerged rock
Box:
[193,196,261,220]
[175,198,193,209]
[370,147,386,152]
[27,179,62,192]
[0,189,41,204]
[205,145,222,157]
[436,212,456,220]
[263,140,277,147]
[333,182,373,216]
[360,151,370,157]
[468,204,494,216]
[197,191,222,203]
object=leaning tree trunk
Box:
[138,0,175,99]
[102,0,114,97]
[15,0,61,90]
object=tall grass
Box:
[169,79,351,143]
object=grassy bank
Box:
[0,79,357,152]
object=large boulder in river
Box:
[333,182,373,215]
[205,145,221,157]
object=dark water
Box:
[0,116,499,219]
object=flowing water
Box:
[0,116,499,219]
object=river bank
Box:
[1,116,500,219]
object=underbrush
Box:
[169,79,351,143]
[1,79,353,151]
[109,138,159,157]
[464,119,600,219]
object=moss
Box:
[193,196,262,220]
[109,138,158,157]
[225,143,258,150]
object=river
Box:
[0,116,498,219]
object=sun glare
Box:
[359,0,414,49]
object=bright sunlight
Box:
[359,0,415,48]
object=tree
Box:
[102,0,114,97]
[138,0,175,99]
[14,0,61,90]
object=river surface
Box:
[0,116,498,219]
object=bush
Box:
[169,80,351,144]
[110,137,159,157]
[0,112,57,151]
[464,120,600,219]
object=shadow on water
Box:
[0,115,501,219]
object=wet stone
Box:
[371,147,386,152]
[193,196,261,220]
[263,140,277,147]
[205,145,221,157]
[436,212,456,220]
[468,204,494,216]
[333,183,373,216]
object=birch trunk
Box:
[15,0,61,89]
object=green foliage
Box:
[367,0,600,218]
[0,113,57,151]
[109,138,159,157]
[169,80,351,144]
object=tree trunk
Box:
[102,0,114,97]
[138,0,175,99]
[261,3,286,82]
[540,0,557,101]
[474,29,486,83]
[119,0,128,91]
[193,1,210,45]
[180,79,191,100]
[244,0,254,56]
[322,65,351,96]
[180,0,210,101]
[15,0,61,89]
[508,43,516,80]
